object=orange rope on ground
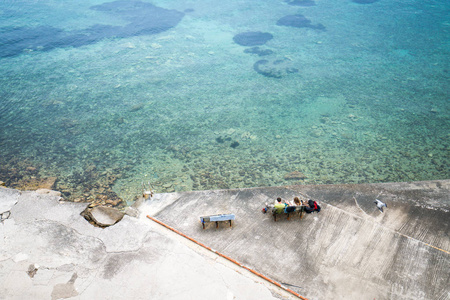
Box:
[147,215,309,300]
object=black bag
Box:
[315,203,321,213]
[308,199,321,213]
[305,207,314,214]
[286,206,296,213]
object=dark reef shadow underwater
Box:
[0,0,185,58]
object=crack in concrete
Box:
[75,263,105,296]
[0,257,12,264]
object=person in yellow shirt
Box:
[274,197,288,213]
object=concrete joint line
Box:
[353,196,371,217]
[146,215,309,300]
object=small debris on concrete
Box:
[0,211,11,221]
[27,264,39,278]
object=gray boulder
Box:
[87,206,124,227]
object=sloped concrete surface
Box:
[1,180,448,300]
[0,187,291,300]
[142,180,450,300]
[0,187,20,215]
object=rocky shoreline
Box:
[0,161,127,210]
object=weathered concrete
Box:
[0,187,20,215]
[141,180,450,300]
[1,180,449,300]
[0,188,294,300]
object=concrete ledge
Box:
[0,187,296,299]
[139,180,450,300]
[1,180,448,300]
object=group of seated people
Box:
[272,197,321,214]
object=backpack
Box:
[314,202,321,213]
[309,200,321,213]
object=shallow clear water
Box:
[1,0,449,204]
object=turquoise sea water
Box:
[0,0,449,204]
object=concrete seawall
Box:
[1,180,449,299]
[141,180,450,300]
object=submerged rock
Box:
[130,103,144,112]
[286,0,316,6]
[277,14,325,30]
[230,141,240,148]
[0,1,185,57]
[15,176,57,191]
[244,47,274,56]
[233,31,273,46]
[352,0,379,3]
[253,58,298,78]
[283,171,307,180]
